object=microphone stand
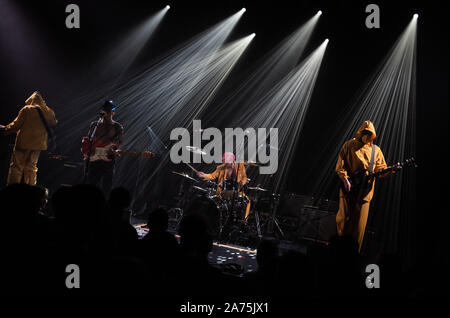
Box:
[83,114,103,184]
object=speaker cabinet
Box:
[297,207,337,242]
[278,193,314,217]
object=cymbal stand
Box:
[263,193,284,238]
[174,177,187,228]
[250,189,262,239]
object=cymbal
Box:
[247,186,268,191]
[192,186,207,192]
[171,171,198,182]
[185,146,206,155]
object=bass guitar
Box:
[342,157,417,195]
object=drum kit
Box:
[169,146,281,243]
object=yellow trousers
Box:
[244,199,251,220]
[7,149,41,186]
[336,194,371,252]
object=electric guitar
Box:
[81,137,155,162]
[342,157,417,195]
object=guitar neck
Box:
[119,150,153,158]
[345,157,416,194]
[372,166,394,178]
[120,151,139,156]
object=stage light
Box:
[413,13,418,19]
[166,5,170,9]
[324,38,329,43]
[251,33,256,37]
[317,10,322,15]
[241,8,246,13]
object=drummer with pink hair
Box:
[196,152,251,219]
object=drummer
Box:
[196,152,251,219]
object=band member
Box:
[335,120,401,252]
[83,100,123,195]
[0,91,57,186]
[196,152,251,219]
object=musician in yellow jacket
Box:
[0,91,57,186]
[335,121,400,252]
[196,152,251,219]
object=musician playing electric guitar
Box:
[82,100,123,195]
[335,121,402,252]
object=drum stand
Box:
[220,188,245,243]
[220,196,237,243]
[174,178,187,228]
[217,200,230,242]
[250,193,263,239]
[254,208,262,239]
[263,194,284,238]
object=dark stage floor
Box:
[133,219,259,275]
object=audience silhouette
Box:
[0,182,426,301]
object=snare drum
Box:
[220,179,239,200]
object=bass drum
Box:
[183,194,227,239]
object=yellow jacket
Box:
[4,92,58,150]
[204,162,247,195]
[335,121,392,202]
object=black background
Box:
[0,0,448,292]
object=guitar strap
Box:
[35,107,53,137]
[368,144,375,175]
[35,106,57,152]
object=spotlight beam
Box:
[96,6,170,85]
[203,11,322,128]
[123,34,255,199]
[56,9,246,147]
[220,39,329,192]
[68,13,250,198]
[308,17,417,254]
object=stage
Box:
[0,0,448,306]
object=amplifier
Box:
[278,193,314,217]
[37,154,84,193]
[296,207,337,243]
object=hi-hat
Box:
[185,146,206,155]
[247,186,268,191]
[171,171,198,182]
